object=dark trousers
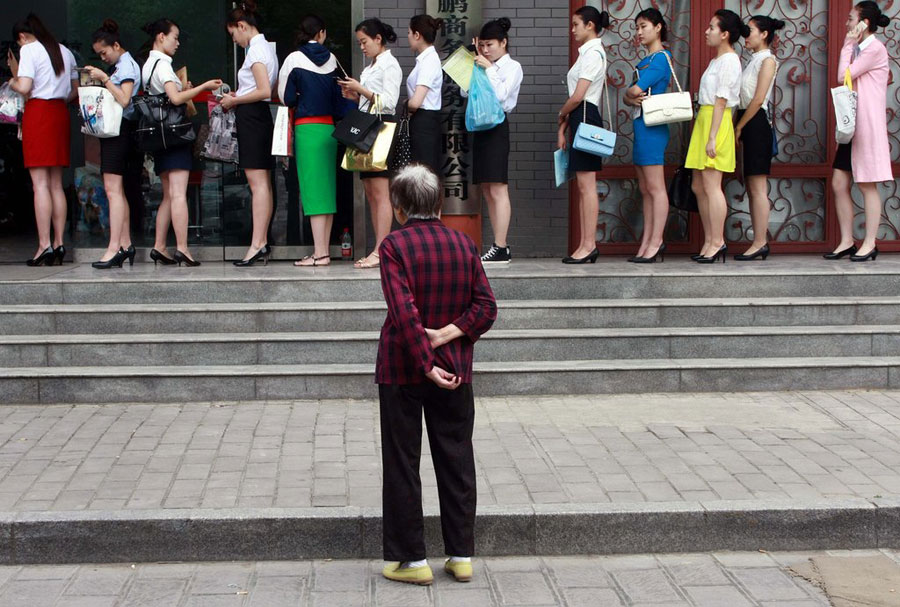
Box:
[379,382,476,561]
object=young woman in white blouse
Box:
[141,18,222,267]
[7,14,77,267]
[469,18,523,265]
[733,16,784,261]
[557,6,611,264]
[406,14,444,173]
[221,0,279,267]
[339,17,402,269]
[685,9,743,264]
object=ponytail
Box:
[13,13,64,76]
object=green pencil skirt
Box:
[294,123,337,216]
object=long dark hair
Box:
[355,17,397,45]
[92,19,122,48]
[296,14,325,45]
[714,9,748,45]
[409,14,443,44]
[573,6,611,32]
[635,8,667,43]
[227,0,260,29]
[13,14,64,76]
[748,15,786,46]
[856,1,891,32]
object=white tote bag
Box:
[78,86,123,138]
[831,68,857,145]
[640,52,693,126]
[271,105,293,157]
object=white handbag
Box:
[78,85,123,138]
[271,105,293,157]
[640,52,693,126]
[831,68,857,145]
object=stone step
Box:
[2,326,899,367]
[2,357,898,404]
[1,498,894,564]
[1,297,897,335]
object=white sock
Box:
[449,556,471,563]
[405,559,428,568]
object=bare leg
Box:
[154,173,172,254]
[484,182,512,248]
[295,214,333,265]
[692,169,711,256]
[856,181,882,256]
[572,171,598,258]
[166,169,192,258]
[241,168,273,260]
[742,174,770,254]
[102,173,126,261]
[702,169,727,251]
[634,166,651,258]
[49,166,67,249]
[29,167,52,257]
[642,164,668,257]
[831,169,855,253]
[357,177,392,267]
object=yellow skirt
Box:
[685,105,735,173]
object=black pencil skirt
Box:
[736,109,773,177]
[472,117,509,184]
[833,142,852,172]
[100,118,140,176]
[409,109,442,173]
[235,101,274,170]
[567,102,604,173]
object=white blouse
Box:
[406,45,443,111]
[360,49,402,114]
[236,34,278,99]
[566,37,606,106]
[142,50,180,95]
[698,52,742,107]
[739,49,777,110]
[16,41,77,100]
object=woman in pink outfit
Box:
[828,1,892,262]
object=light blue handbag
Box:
[573,77,616,158]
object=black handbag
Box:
[388,110,412,173]
[332,100,381,153]
[132,60,196,153]
[668,165,698,213]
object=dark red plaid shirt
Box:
[376,218,497,384]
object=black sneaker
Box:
[481,243,511,264]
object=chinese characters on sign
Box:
[427,0,482,214]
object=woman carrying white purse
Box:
[623,8,672,264]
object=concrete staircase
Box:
[1,258,899,404]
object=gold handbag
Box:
[342,94,396,172]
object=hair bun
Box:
[740,23,751,38]
[241,0,258,14]
[878,14,891,27]
[101,18,119,33]
[599,10,611,30]
[140,21,154,35]
[497,17,511,32]
[432,17,444,30]
[774,19,786,31]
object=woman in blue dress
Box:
[624,8,672,263]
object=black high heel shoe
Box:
[233,245,270,267]
[823,244,857,260]
[26,247,55,267]
[122,245,136,266]
[734,243,770,261]
[696,244,727,264]
[92,249,127,269]
[690,253,704,261]
[53,245,66,266]
[850,247,878,262]
[634,243,666,264]
[562,248,600,264]
[173,250,201,267]
[150,249,176,266]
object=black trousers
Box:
[379,382,476,561]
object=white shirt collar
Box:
[374,48,393,64]
[578,37,603,56]
[148,49,173,64]
[493,54,511,68]
[858,34,875,51]
[416,45,437,63]
[248,33,266,48]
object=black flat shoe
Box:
[150,249,176,266]
[53,245,66,265]
[734,243,770,261]
[26,246,55,267]
[823,245,857,260]
[562,249,599,264]
[92,249,127,269]
[122,245,136,266]
[173,250,201,267]
[634,243,666,264]
[696,244,727,264]
[850,247,878,262]
[234,246,270,267]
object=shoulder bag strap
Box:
[145,59,161,94]
[601,52,612,129]
[660,50,684,93]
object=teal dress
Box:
[633,51,672,166]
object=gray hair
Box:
[390,164,442,219]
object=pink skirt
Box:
[22,98,70,168]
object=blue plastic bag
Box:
[465,66,505,132]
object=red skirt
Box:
[22,98,70,168]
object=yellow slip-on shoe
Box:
[443,558,473,582]
[382,561,434,585]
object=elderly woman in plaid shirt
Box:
[376,164,497,586]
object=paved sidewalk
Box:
[0,391,897,512]
[0,549,864,606]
